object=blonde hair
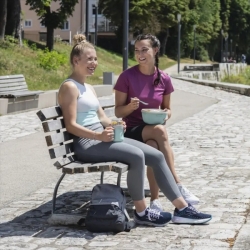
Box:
[70,34,95,66]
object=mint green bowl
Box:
[141,109,167,125]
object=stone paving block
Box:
[36,248,58,250]
[64,248,83,250]
[88,241,120,247]
[233,224,250,249]
[55,237,88,246]
[0,242,38,250]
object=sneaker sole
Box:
[172,216,212,224]
[134,217,171,227]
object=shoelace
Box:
[147,208,161,220]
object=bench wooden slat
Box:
[0,80,27,85]
[0,90,43,98]
[49,143,74,159]
[88,162,115,172]
[0,85,28,92]
[0,74,24,80]
[45,131,72,146]
[98,162,116,172]
[37,106,62,122]
[62,162,91,174]
[112,162,129,173]
[42,119,65,132]
[53,156,75,168]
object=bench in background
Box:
[0,74,44,114]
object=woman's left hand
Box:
[163,109,171,125]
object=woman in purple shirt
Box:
[114,34,199,211]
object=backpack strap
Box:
[124,208,131,221]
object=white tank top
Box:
[61,79,100,126]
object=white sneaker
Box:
[178,184,199,205]
[150,199,163,212]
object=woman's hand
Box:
[97,126,114,142]
[128,97,140,111]
[162,108,171,125]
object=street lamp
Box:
[230,39,232,58]
[221,29,224,62]
[123,0,129,71]
[225,34,228,62]
[85,0,89,40]
[193,25,196,64]
[177,14,181,73]
[94,3,98,46]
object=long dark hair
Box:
[135,34,161,86]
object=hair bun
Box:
[73,34,87,45]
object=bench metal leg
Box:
[100,171,104,184]
[117,172,122,187]
[52,173,66,214]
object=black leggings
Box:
[74,123,181,201]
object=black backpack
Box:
[85,183,134,233]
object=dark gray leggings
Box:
[74,123,182,201]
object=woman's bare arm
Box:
[161,94,172,119]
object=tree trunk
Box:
[47,26,54,51]
[5,0,21,37]
[0,0,7,40]
[160,28,169,56]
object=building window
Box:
[40,22,45,28]
[24,20,32,27]
[62,21,69,30]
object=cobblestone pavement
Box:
[0,79,250,249]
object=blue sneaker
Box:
[134,207,172,227]
[172,204,212,224]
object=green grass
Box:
[222,66,250,85]
[0,40,176,91]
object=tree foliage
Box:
[99,0,250,62]
[25,0,78,51]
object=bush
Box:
[222,67,250,85]
[198,47,209,62]
[37,48,68,70]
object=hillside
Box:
[0,39,176,91]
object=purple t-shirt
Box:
[114,65,174,128]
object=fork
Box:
[131,98,148,105]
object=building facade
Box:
[20,0,115,43]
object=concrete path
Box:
[0,77,250,249]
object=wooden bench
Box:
[36,94,130,221]
[0,74,44,98]
[0,74,44,113]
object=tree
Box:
[5,0,21,37]
[0,0,7,40]
[26,0,78,51]
[229,0,250,53]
